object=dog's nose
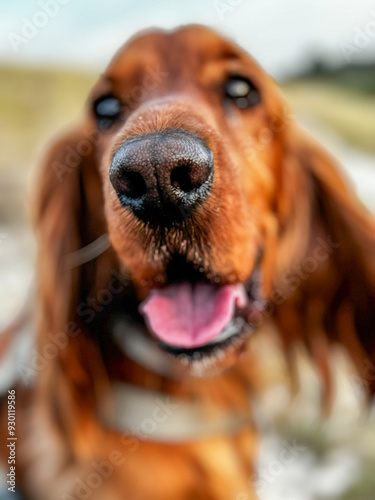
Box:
[109,130,214,223]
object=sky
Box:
[1,0,375,79]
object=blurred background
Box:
[1,1,375,498]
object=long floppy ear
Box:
[32,123,118,423]
[277,127,375,397]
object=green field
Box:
[283,80,375,153]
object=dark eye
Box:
[225,77,261,109]
[93,95,122,130]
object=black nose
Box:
[109,129,214,223]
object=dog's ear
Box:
[33,123,116,393]
[283,127,375,395]
[302,131,375,277]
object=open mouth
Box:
[159,316,248,361]
[136,256,264,365]
[140,282,249,351]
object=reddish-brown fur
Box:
[1,25,375,500]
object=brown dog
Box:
[1,25,375,500]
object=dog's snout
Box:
[109,130,214,223]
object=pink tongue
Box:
[139,283,247,348]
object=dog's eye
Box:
[93,95,122,130]
[225,77,260,109]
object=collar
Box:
[98,382,252,442]
[101,317,253,441]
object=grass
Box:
[282,79,375,153]
[0,65,96,174]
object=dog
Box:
[1,24,375,500]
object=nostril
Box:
[118,171,147,199]
[170,165,196,194]
[111,131,214,223]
